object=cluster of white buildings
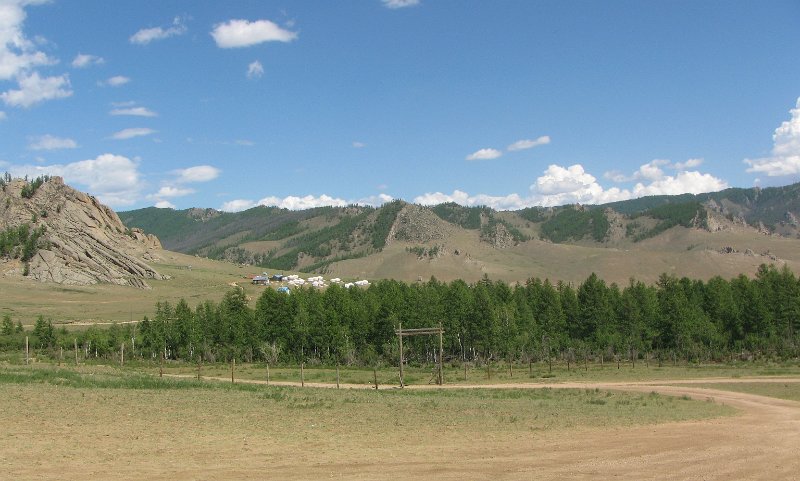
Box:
[251,273,370,290]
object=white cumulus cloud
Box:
[744,97,800,177]
[154,200,176,209]
[222,192,394,212]
[633,159,669,182]
[130,17,187,45]
[220,199,257,212]
[175,165,220,183]
[71,53,103,68]
[111,127,156,140]
[530,164,629,206]
[0,1,75,110]
[466,148,502,161]
[415,160,728,210]
[507,136,550,152]
[0,0,55,81]
[382,0,420,8]
[414,190,527,211]
[258,194,348,210]
[109,106,157,117]
[631,171,728,197]
[355,193,394,206]
[28,134,77,151]
[149,186,195,198]
[9,153,142,207]
[352,141,366,148]
[103,75,130,87]
[246,60,264,79]
[1,72,72,107]
[211,19,297,48]
[674,158,703,170]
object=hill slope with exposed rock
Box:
[1,176,166,288]
[118,182,800,284]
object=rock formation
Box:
[387,204,450,244]
[0,176,166,288]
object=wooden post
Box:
[398,322,404,388]
[487,361,491,380]
[438,324,443,385]
[373,367,378,390]
[301,362,304,387]
[121,342,125,366]
[508,361,513,378]
[25,336,29,365]
[231,358,235,384]
[159,351,163,378]
[74,338,78,365]
[336,364,340,389]
[59,346,63,367]
[529,360,532,377]
[266,363,270,385]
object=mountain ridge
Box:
[118,182,800,285]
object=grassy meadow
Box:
[8,359,799,480]
[143,358,800,388]
[0,250,269,324]
[0,362,734,435]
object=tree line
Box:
[4,264,799,365]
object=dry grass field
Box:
[327,223,800,286]
[0,250,268,324]
[1,362,800,480]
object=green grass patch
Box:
[0,363,735,431]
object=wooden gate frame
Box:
[395,323,444,388]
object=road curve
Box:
[168,373,800,480]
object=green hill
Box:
[119,182,800,277]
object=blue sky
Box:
[1,0,799,211]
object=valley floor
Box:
[1,366,798,480]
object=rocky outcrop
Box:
[0,177,166,288]
[186,207,221,222]
[480,222,516,248]
[388,204,450,244]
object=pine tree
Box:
[1,313,13,335]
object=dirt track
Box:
[163,375,800,480]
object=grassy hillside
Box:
[115,182,800,282]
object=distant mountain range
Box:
[119,182,800,285]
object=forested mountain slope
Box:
[119,182,800,284]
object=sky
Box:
[1,0,799,212]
